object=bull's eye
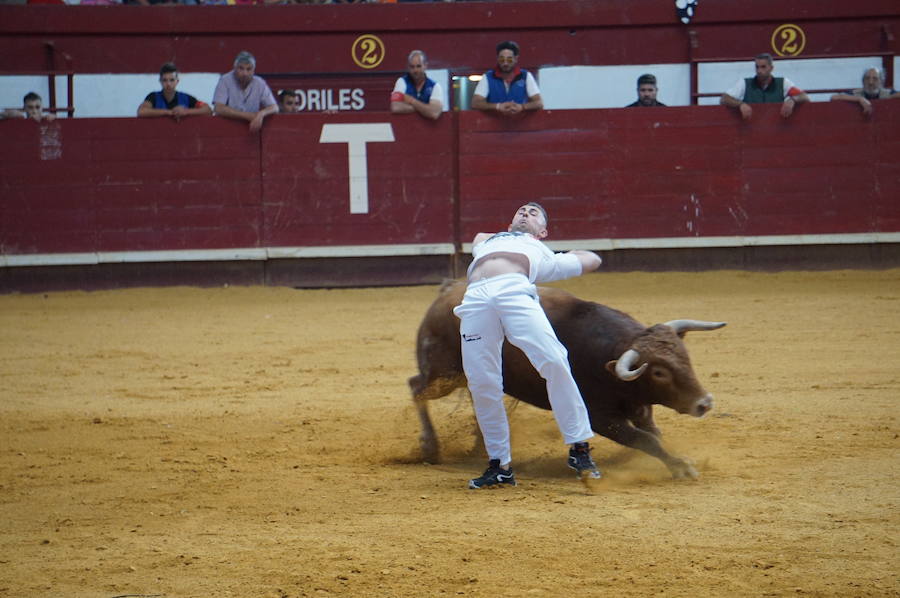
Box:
[651,367,670,381]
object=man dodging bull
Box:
[454,202,603,489]
[410,206,727,484]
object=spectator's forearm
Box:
[524,95,543,111]
[137,106,170,118]
[391,101,414,115]
[471,95,492,111]
[720,94,743,108]
[215,104,255,122]
[189,105,213,117]
[409,98,441,120]
[420,101,442,120]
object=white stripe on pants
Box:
[453,273,594,465]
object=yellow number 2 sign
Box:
[352,34,386,69]
[771,24,806,57]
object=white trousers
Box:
[453,273,594,465]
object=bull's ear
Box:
[609,349,648,381]
[606,359,647,381]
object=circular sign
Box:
[352,34,386,69]
[771,24,806,57]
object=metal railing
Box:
[1,41,75,117]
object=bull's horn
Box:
[614,349,647,381]
[663,320,727,334]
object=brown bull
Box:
[408,280,726,479]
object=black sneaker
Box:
[468,459,517,489]
[568,442,602,479]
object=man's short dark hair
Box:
[637,73,657,87]
[496,40,520,57]
[159,62,178,78]
[526,201,548,226]
[278,89,297,101]
[754,53,774,65]
[23,92,41,104]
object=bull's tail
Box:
[410,373,466,402]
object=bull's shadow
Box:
[408,280,725,480]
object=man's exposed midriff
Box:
[468,252,529,282]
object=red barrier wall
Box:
[1,117,262,254]
[458,102,900,242]
[0,113,455,256]
[2,102,899,291]
[1,1,897,77]
[262,114,454,248]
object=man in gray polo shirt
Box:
[213,51,278,133]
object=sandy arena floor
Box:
[1,269,898,598]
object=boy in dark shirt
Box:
[137,62,211,120]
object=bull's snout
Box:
[691,394,713,417]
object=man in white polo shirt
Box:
[720,53,808,121]
[213,51,278,133]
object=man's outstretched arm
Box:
[568,250,602,273]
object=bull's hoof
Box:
[419,437,440,464]
[668,457,699,480]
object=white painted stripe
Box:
[267,243,455,259]
[3,234,898,268]
[1,243,457,268]
[99,249,269,264]
[2,253,101,267]
[463,232,900,253]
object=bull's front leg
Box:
[594,416,698,480]
[408,373,467,463]
[629,405,661,438]
[413,397,439,463]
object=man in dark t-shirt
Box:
[626,73,666,107]
[137,62,211,120]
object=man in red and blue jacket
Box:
[471,41,543,117]
[390,50,444,120]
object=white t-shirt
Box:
[473,71,541,100]
[725,77,800,101]
[392,77,444,108]
[468,232,583,284]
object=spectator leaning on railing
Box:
[212,51,278,133]
[471,40,543,117]
[720,53,808,121]
[830,67,899,116]
[137,62,212,121]
[390,50,443,121]
[1,92,56,122]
